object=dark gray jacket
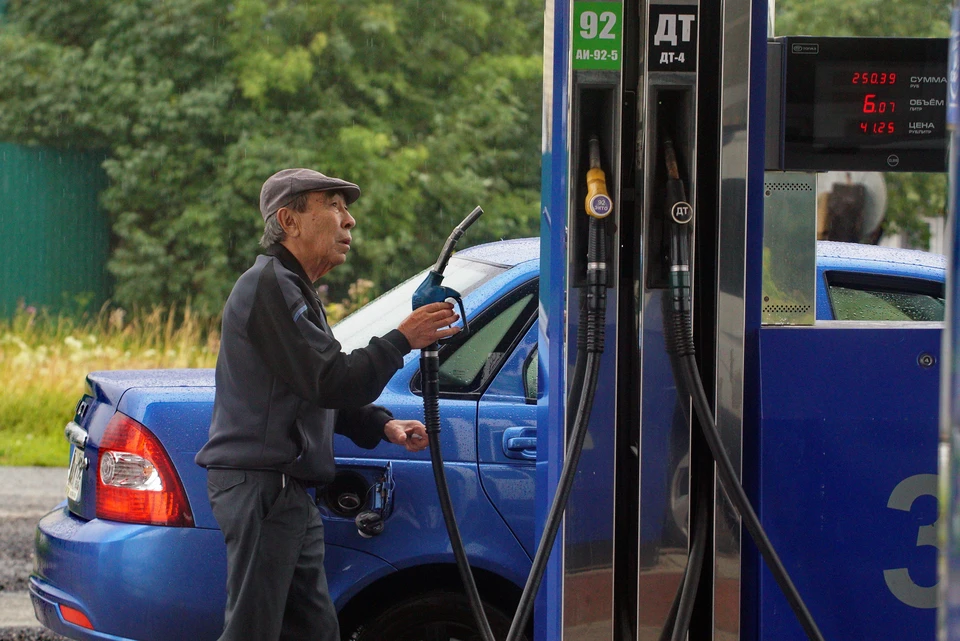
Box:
[195,244,411,484]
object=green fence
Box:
[0,143,110,316]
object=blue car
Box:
[30,239,944,641]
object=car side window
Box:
[523,347,538,403]
[414,279,538,397]
[826,271,944,321]
[438,294,535,390]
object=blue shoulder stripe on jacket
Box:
[292,303,308,323]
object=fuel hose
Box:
[418,206,497,641]
[421,140,611,641]
[660,135,826,641]
[504,136,611,641]
[422,340,498,641]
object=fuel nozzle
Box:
[582,136,609,355]
[585,137,613,219]
[663,138,693,227]
[412,206,483,336]
[662,136,694,357]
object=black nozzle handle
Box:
[433,206,484,274]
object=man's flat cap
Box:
[259,168,361,220]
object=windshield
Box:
[334,257,508,353]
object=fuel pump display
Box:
[769,37,948,172]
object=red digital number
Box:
[859,121,896,135]
[862,95,895,115]
[853,72,897,85]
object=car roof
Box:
[816,240,945,271]
[816,240,945,282]
[457,237,539,267]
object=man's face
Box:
[295,191,356,279]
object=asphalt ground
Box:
[0,466,69,641]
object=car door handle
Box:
[502,427,536,460]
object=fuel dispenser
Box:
[413,1,951,639]
[537,1,950,640]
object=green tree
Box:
[776,0,951,249]
[0,0,543,313]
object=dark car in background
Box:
[30,239,944,641]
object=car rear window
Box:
[334,257,507,353]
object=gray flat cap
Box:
[259,168,361,220]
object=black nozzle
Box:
[589,136,602,170]
[433,206,484,275]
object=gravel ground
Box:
[0,628,67,641]
[0,467,69,641]
[0,517,39,594]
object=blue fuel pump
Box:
[542,1,949,639]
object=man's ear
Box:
[277,207,300,237]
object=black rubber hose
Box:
[422,343,497,641]
[506,219,607,641]
[677,350,825,641]
[656,462,708,641]
[505,350,602,641]
[660,131,824,639]
[671,470,709,641]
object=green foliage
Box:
[884,173,947,248]
[776,0,950,250]
[776,0,951,38]
[0,0,543,311]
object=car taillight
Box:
[96,412,194,527]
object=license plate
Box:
[66,447,86,502]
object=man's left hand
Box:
[384,419,429,452]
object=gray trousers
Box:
[207,469,339,641]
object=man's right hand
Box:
[398,302,461,349]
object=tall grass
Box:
[0,282,376,467]
[0,304,220,467]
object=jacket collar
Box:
[264,243,314,286]
[264,243,330,328]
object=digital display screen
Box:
[778,38,947,172]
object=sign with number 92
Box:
[573,2,624,71]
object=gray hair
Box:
[258,192,312,248]
[259,213,285,248]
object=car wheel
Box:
[669,452,690,540]
[343,590,526,641]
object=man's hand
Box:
[398,302,461,349]
[384,419,430,452]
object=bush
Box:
[0,0,542,314]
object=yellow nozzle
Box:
[585,167,613,218]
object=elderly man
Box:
[196,168,460,641]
